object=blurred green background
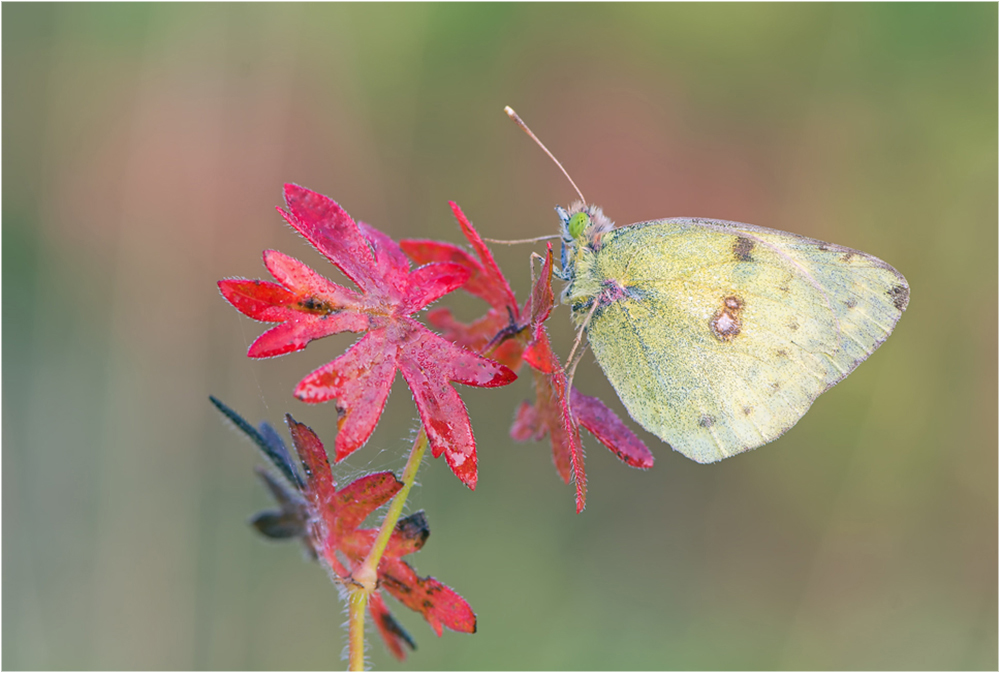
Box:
[3,3,996,670]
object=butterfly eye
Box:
[568,212,591,239]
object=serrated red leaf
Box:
[378,556,477,637]
[447,201,517,313]
[529,242,556,325]
[294,331,398,461]
[572,389,654,469]
[369,591,416,660]
[334,472,405,535]
[402,262,470,312]
[278,184,381,292]
[400,202,517,313]
[521,324,558,373]
[265,414,475,654]
[220,186,518,486]
[358,221,411,283]
[510,400,542,442]
[217,279,297,321]
[285,415,336,504]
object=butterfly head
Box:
[555,202,615,281]
[557,201,613,241]
[557,202,614,249]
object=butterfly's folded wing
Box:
[580,218,909,463]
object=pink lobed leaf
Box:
[572,389,654,469]
[278,184,380,292]
[448,201,517,312]
[246,312,369,359]
[378,556,477,637]
[218,279,298,322]
[369,591,416,660]
[224,187,518,487]
[401,262,471,313]
[400,203,518,314]
[529,243,556,325]
[263,250,363,309]
[333,471,404,534]
[358,222,411,286]
[285,415,335,503]
[294,331,398,462]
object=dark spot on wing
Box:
[698,414,716,428]
[887,284,909,311]
[733,236,754,262]
[742,406,752,416]
[770,381,781,393]
[844,297,858,309]
[841,251,855,262]
[710,295,744,342]
[776,349,788,358]
[818,243,830,252]
[788,320,799,332]
[778,284,790,294]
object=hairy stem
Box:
[346,429,429,670]
[347,588,368,671]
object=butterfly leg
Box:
[565,299,600,392]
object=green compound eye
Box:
[568,212,591,239]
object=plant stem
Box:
[346,429,429,670]
[347,589,368,671]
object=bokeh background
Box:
[4,3,996,670]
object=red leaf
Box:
[369,591,416,660]
[529,242,556,325]
[572,389,654,469]
[512,367,587,511]
[278,184,382,292]
[218,250,369,359]
[425,307,526,371]
[447,201,517,313]
[400,202,517,313]
[510,400,542,442]
[378,556,477,637]
[264,249,363,308]
[217,279,297,321]
[294,331,398,461]
[512,374,654,510]
[334,472,405,535]
[521,324,558,373]
[219,405,475,658]
[402,262,470,312]
[220,186,518,486]
[397,324,521,489]
[358,222,411,283]
[285,415,336,505]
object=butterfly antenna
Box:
[505,106,587,205]
[483,234,562,245]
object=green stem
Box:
[347,589,368,671]
[345,429,429,670]
[364,428,428,573]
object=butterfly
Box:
[506,107,909,463]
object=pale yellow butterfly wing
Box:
[570,217,909,463]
